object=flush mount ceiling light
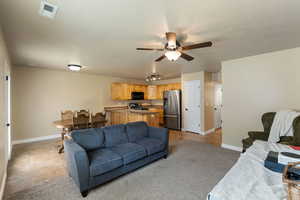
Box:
[164,50,181,61]
[145,73,162,82]
[67,64,82,72]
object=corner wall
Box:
[222,47,300,148]
[0,26,11,199]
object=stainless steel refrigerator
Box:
[163,90,181,130]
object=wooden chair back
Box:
[77,109,90,117]
[61,110,74,120]
[73,110,90,130]
[91,112,106,128]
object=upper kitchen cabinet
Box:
[156,85,166,100]
[170,83,181,90]
[156,83,181,99]
[111,83,132,100]
[132,84,147,93]
[111,82,181,100]
[147,85,157,100]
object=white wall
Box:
[0,26,11,199]
[12,67,143,141]
[222,47,300,148]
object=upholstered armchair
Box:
[242,112,300,152]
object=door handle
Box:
[185,108,188,111]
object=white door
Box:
[214,83,222,129]
[4,61,11,160]
[183,80,201,133]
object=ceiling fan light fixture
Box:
[167,40,176,49]
[165,50,181,61]
[145,73,162,82]
[67,64,82,72]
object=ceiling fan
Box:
[136,32,212,62]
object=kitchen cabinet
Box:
[107,109,160,127]
[148,108,164,125]
[156,85,166,100]
[111,83,122,100]
[111,82,181,100]
[111,83,132,100]
[165,83,181,90]
[147,85,157,100]
[157,83,181,99]
[132,85,147,93]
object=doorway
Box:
[183,80,201,134]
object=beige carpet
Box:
[5,140,239,200]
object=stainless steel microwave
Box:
[131,92,144,100]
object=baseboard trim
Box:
[0,171,7,200]
[221,143,242,152]
[12,134,61,145]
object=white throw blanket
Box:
[268,110,300,143]
[207,141,299,200]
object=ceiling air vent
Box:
[39,1,58,19]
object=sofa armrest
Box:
[279,136,294,145]
[248,131,268,141]
[148,126,169,150]
[64,139,90,192]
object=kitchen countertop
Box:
[104,105,128,111]
[104,105,163,112]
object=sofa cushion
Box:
[136,137,165,155]
[71,128,104,151]
[103,124,128,147]
[88,148,123,177]
[126,121,149,142]
[109,143,146,165]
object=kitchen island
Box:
[105,107,160,127]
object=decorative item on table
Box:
[264,151,300,173]
[283,162,300,200]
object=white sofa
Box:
[207,141,297,200]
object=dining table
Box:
[53,118,107,153]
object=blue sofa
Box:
[64,121,169,197]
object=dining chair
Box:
[61,110,74,131]
[73,110,90,130]
[59,110,75,153]
[91,112,106,128]
[77,109,90,117]
[61,110,74,120]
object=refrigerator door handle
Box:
[164,114,180,118]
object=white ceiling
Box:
[1,0,300,79]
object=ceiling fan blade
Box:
[166,32,176,42]
[182,41,212,51]
[136,48,164,51]
[155,55,166,62]
[180,52,194,61]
